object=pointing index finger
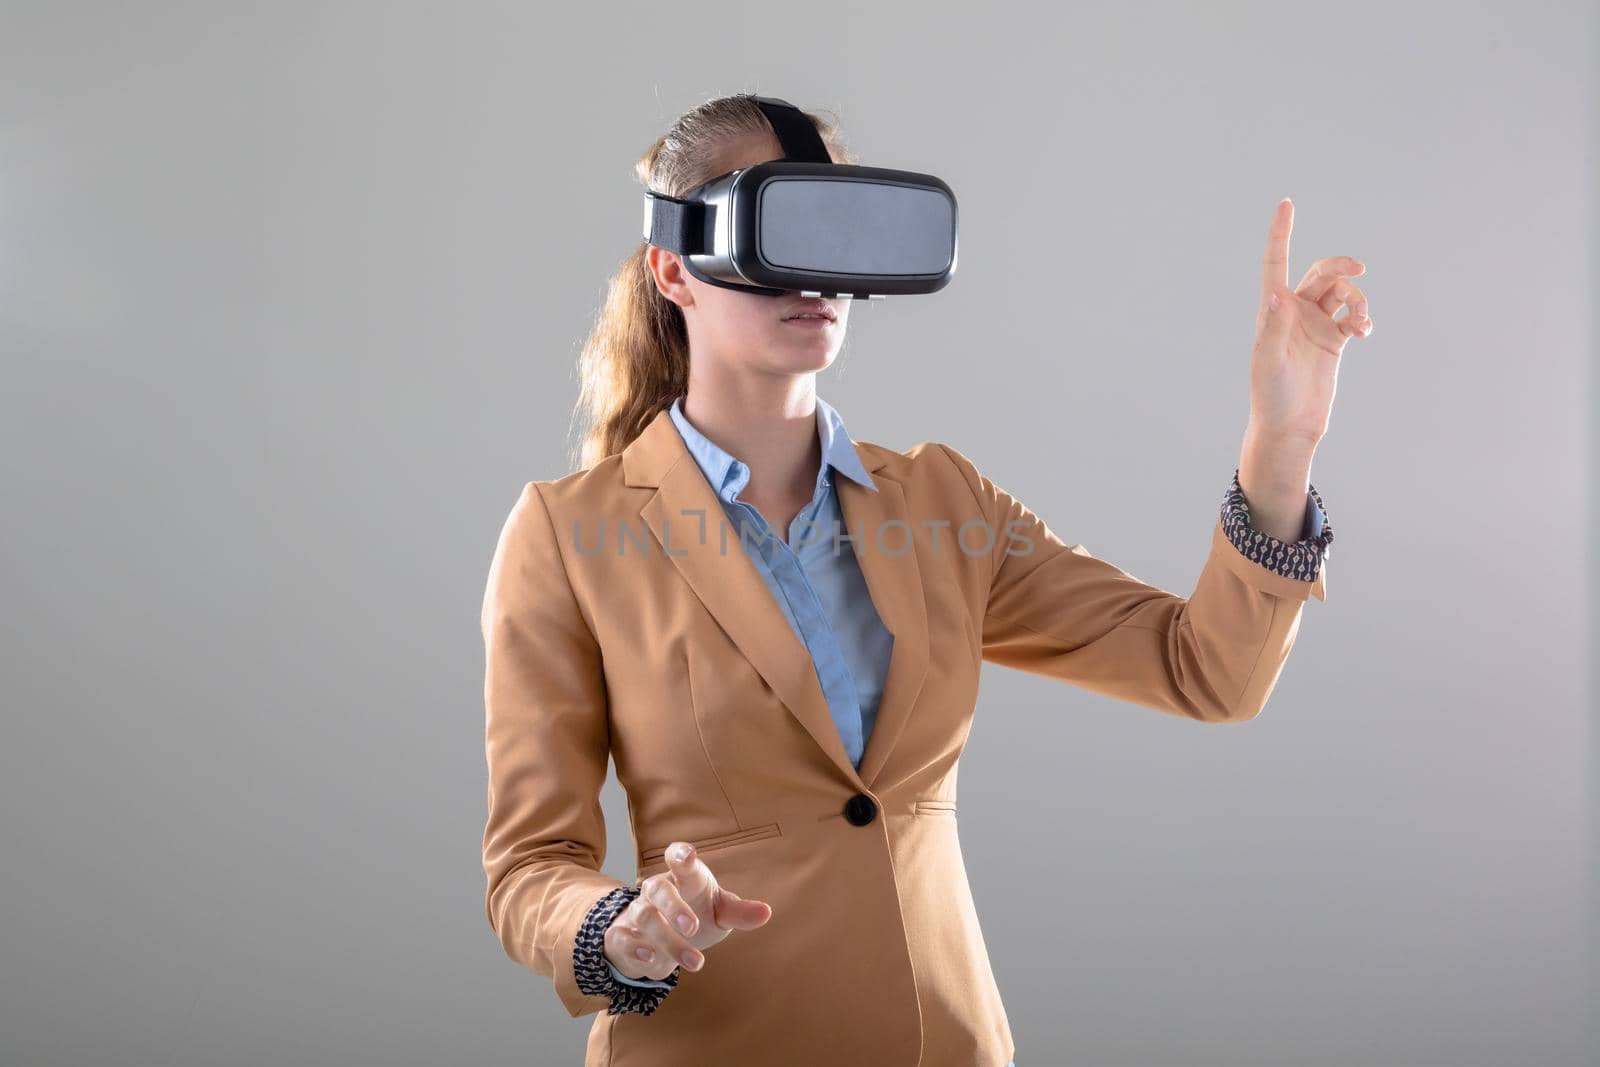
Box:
[1262,197,1293,303]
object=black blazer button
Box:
[843,793,877,826]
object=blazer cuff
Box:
[574,882,681,1015]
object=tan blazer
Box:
[481,405,1325,1067]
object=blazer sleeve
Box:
[936,443,1328,723]
[480,480,634,1017]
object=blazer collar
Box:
[664,393,878,505]
[619,402,927,791]
[624,400,889,490]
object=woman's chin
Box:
[759,344,838,376]
[792,351,838,374]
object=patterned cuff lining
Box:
[1220,468,1334,584]
[573,882,681,1016]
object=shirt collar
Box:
[667,393,878,505]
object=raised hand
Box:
[1248,197,1373,448]
[603,842,774,980]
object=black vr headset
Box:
[641,94,958,301]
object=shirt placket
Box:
[722,478,868,767]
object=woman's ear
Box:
[646,246,693,311]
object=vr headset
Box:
[641,94,958,300]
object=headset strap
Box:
[745,95,832,163]
[642,95,829,254]
[642,191,706,253]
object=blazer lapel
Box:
[627,408,861,786]
[622,406,929,791]
[836,466,930,788]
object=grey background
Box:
[1,2,1592,1065]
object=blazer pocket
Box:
[639,821,784,866]
[913,800,958,816]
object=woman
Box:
[481,94,1363,1067]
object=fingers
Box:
[634,899,705,971]
[659,842,773,932]
[1288,255,1371,340]
[644,864,701,939]
[1303,274,1371,339]
[1260,198,1293,306]
[1295,257,1364,302]
[1321,277,1371,337]
[1336,305,1374,339]
[604,915,690,981]
[1260,197,1373,340]
[605,892,704,980]
[603,841,775,983]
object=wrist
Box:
[1242,420,1320,467]
[1241,419,1318,460]
[1237,428,1318,544]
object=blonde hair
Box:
[570,94,857,471]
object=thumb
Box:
[711,885,774,932]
